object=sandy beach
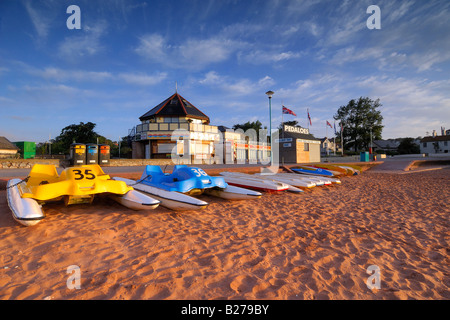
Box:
[0,166,448,300]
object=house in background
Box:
[372,139,401,154]
[420,135,450,154]
[320,137,340,155]
[0,136,19,159]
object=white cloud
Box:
[198,71,275,97]
[0,96,14,103]
[329,46,385,66]
[180,38,235,66]
[238,50,302,65]
[33,67,113,82]
[118,72,168,86]
[58,21,108,60]
[134,33,167,63]
[23,65,166,87]
[258,76,275,87]
[135,33,243,69]
[198,71,222,85]
[24,0,51,38]
[411,51,450,72]
[338,75,450,138]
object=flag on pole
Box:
[334,121,337,135]
[282,105,297,116]
[307,109,312,126]
[326,120,333,128]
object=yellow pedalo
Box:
[6,164,160,226]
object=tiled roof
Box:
[421,135,450,143]
[139,93,210,123]
[0,137,19,150]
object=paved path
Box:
[368,159,414,173]
[368,157,450,174]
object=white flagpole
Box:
[334,121,336,156]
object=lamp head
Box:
[265,90,274,98]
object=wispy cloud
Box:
[199,71,275,96]
[58,21,108,60]
[238,50,303,65]
[23,0,52,38]
[118,72,168,86]
[134,33,244,70]
[24,65,167,87]
[30,67,113,82]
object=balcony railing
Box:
[135,123,219,136]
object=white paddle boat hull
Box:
[203,184,262,200]
[254,173,316,189]
[6,179,45,227]
[219,172,289,193]
[109,189,160,210]
[112,177,208,211]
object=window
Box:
[164,117,179,123]
[423,142,427,148]
[304,143,309,151]
[444,141,448,147]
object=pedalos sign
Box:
[283,125,310,135]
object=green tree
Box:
[110,136,132,158]
[52,122,101,154]
[232,120,264,140]
[334,97,383,152]
[397,138,420,154]
[233,120,263,132]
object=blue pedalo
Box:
[139,165,228,195]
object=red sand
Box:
[0,168,449,300]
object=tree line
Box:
[37,122,132,158]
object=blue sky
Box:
[1,0,449,143]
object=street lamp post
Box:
[265,90,274,165]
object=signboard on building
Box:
[275,138,293,143]
[189,132,220,141]
[284,125,310,135]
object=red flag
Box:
[307,109,312,125]
[282,106,297,116]
[326,121,333,128]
